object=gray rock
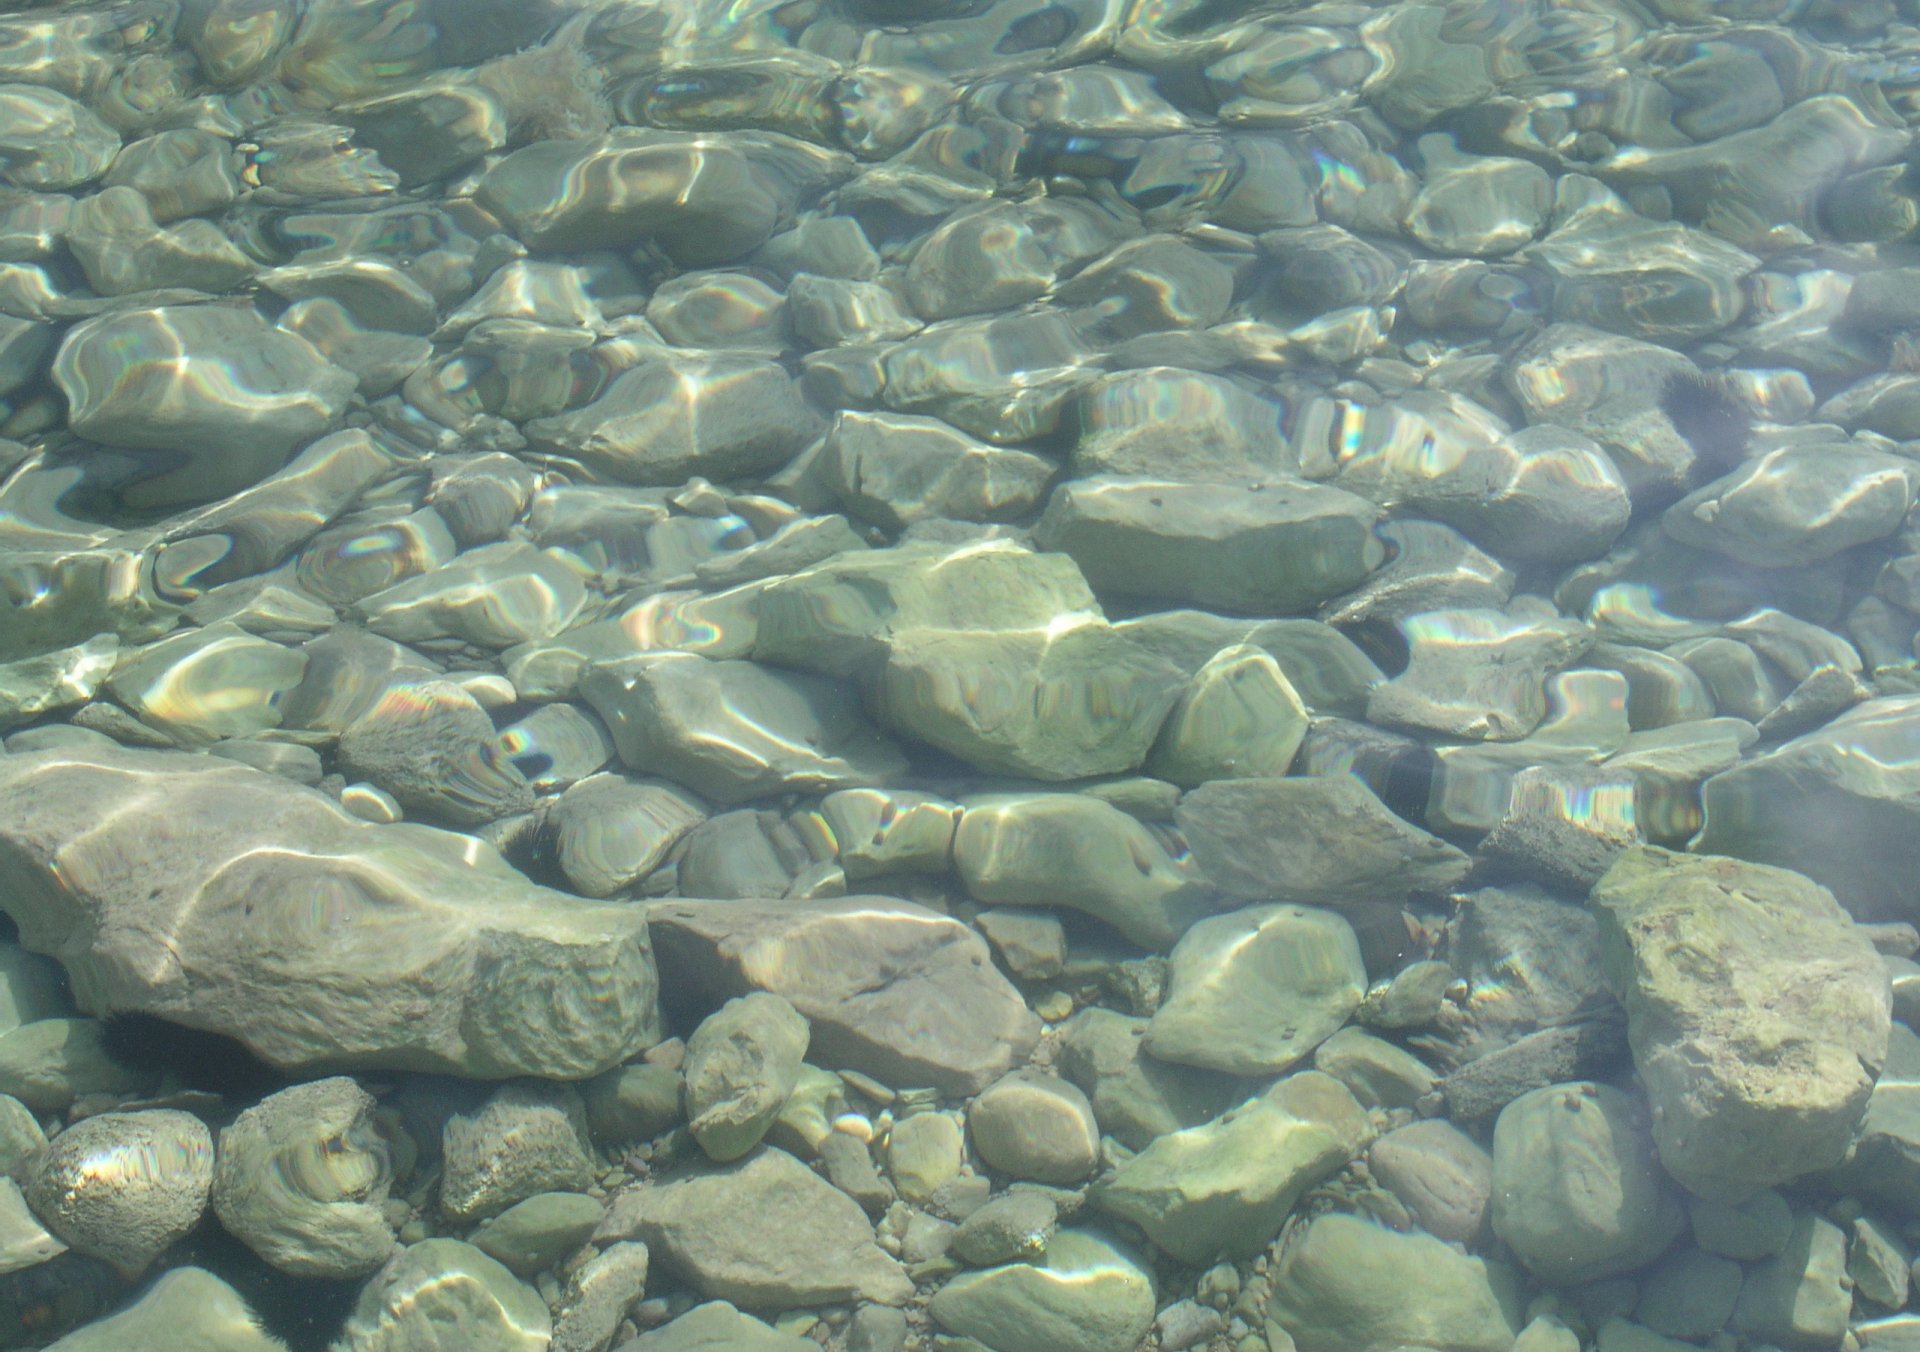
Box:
[336,679,534,826]
[0,1178,62,1276]
[1692,695,1920,923]
[821,409,1056,529]
[1146,644,1309,786]
[354,540,589,650]
[1311,1026,1438,1109]
[338,1238,551,1352]
[617,1300,814,1351]
[582,653,906,805]
[1490,1082,1685,1285]
[1367,1119,1493,1245]
[212,1077,395,1279]
[1730,1212,1851,1351]
[928,1226,1156,1352]
[1055,1008,1238,1152]
[547,773,707,898]
[1068,368,1285,482]
[1145,905,1365,1077]
[43,1267,281,1352]
[1266,1212,1520,1352]
[1591,847,1891,1199]
[440,1082,597,1223]
[1635,1246,1742,1342]
[26,1110,213,1278]
[1438,884,1613,1065]
[553,1240,650,1352]
[950,1192,1058,1267]
[821,788,957,880]
[1091,1072,1370,1263]
[1666,443,1916,566]
[0,1017,150,1112]
[1688,1188,1794,1262]
[105,622,307,746]
[470,1192,605,1277]
[0,746,660,1080]
[649,897,1038,1096]
[683,993,810,1162]
[597,1147,911,1310]
[954,793,1215,951]
[675,810,800,900]
[1176,774,1471,907]
[1366,606,1591,741]
[966,1071,1100,1185]
[1113,612,1383,718]
[1033,475,1384,615]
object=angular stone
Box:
[0,1017,148,1112]
[1176,774,1471,907]
[0,747,660,1080]
[1146,644,1309,786]
[1034,475,1384,615]
[1693,695,1920,923]
[0,634,116,731]
[337,679,533,826]
[1068,367,1286,482]
[105,622,306,746]
[1145,905,1364,1077]
[822,409,1056,529]
[581,652,906,805]
[954,793,1215,952]
[1491,1082,1685,1284]
[553,1240,650,1352]
[354,540,588,650]
[1730,1213,1851,1350]
[1666,443,1916,567]
[0,1177,62,1276]
[820,788,956,880]
[598,1147,910,1310]
[649,897,1038,1096]
[621,1300,815,1351]
[929,1226,1156,1352]
[1312,1026,1438,1109]
[1266,1213,1520,1352]
[470,1193,604,1278]
[684,993,809,1163]
[1056,1008,1238,1152]
[1091,1072,1369,1263]
[1591,847,1891,1200]
[441,1083,596,1224]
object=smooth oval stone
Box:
[965,1070,1100,1185]
[26,1110,214,1279]
[929,1226,1156,1352]
[469,1192,605,1277]
[337,1238,551,1352]
[104,621,307,747]
[1147,643,1309,786]
[0,85,119,189]
[102,128,243,222]
[546,772,705,897]
[53,305,355,481]
[821,409,1057,530]
[337,679,533,827]
[64,185,254,297]
[1368,1119,1494,1245]
[1145,904,1365,1077]
[212,1077,395,1280]
[354,541,588,649]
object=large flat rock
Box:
[1590,846,1891,1201]
[0,747,660,1080]
[648,897,1039,1096]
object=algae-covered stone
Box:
[1034,475,1384,615]
[1145,905,1365,1077]
[954,793,1215,951]
[928,1226,1156,1352]
[683,993,810,1162]
[338,1238,550,1352]
[1590,847,1891,1199]
[597,1146,911,1310]
[1091,1072,1369,1263]
[1175,774,1470,907]
[1311,1026,1438,1109]
[1490,1082,1685,1285]
[1268,1212,1520,1352]
[1146,643,1309,786]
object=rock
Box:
[1692,695,1920,923]
[821,788,957,880]
[1175,774,1471,907]
[553,1240,650,1352]
[547,773,707,898]
[1055,1008,1238,1152]
[1033,475,1384,615]
[1665,443,1917,566]
[583,1063,684,1146]
[953,793,1215,951]
[0,1177,63,1276]
[1146,644,1310,786]
[0,1017,149,1112]
[470,1193,605,1277]
[1490,1082,1685,1284]
[1635,1246,1743,1342]
[441,1082,597,1222]
[597,1147,911,1310]
[53,305,355,504]
[966,1071,1100,1185]
[1366,607,1591,741]
[1438,884,1613,1065]
[581,653,906,805]
[1091,1072,1370,1263]
[1068,368,1283,483]
[885,1110,966,1205]
[0,635,116,731]
[212,1077,395,1279]
[1311,1026,1438,1109]
[973,909,1065,980]
[1144,905,1365,1077]
[821,409,1056,529]
[42,1267,281,1352]
[354,540,589,649]
[1688,1188,1794,1262]
[26,1110,213,1278]
[618,1300,815,1351]
[950,1192,1058,1267]
[0,747,660,1080]
[683,993,810,1162]
[338,1238,551,1352]
[336,679,534,826]
[1113,611,1383,718]
[1730,1212,1852,1350]
[1367,1119,1493,1245]
[1590,847,1891,1199]
[649,897,1038,1096]
[928,1226,1157,1352]
[1267,1213,1520,1352]
[105,622,307,746]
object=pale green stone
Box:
[470,1192,605,1277]
[929,1226,1156,1352]
[45,1267,280,1352]
[1146,644,1308,786]
[337,1239,550,1352]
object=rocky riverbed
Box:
[0,0,1917,1350]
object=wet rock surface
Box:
[0,0,1917,1347]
